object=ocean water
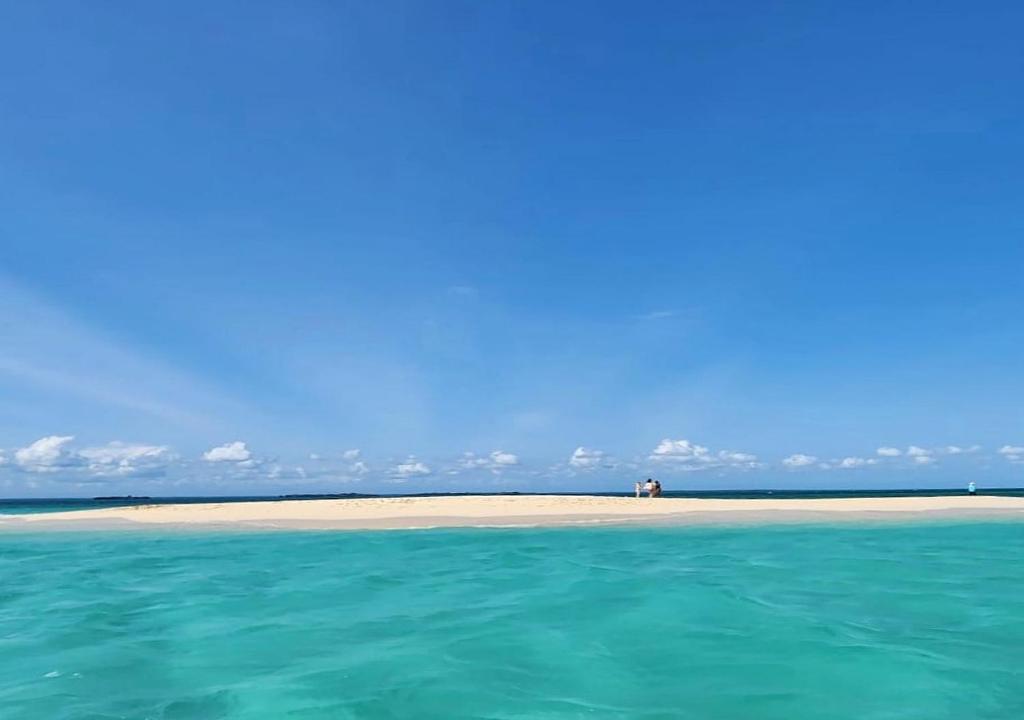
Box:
[2,523,1023,719]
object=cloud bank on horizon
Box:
[0,434,1015,496]
[2,3,1024,495]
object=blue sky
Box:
[2,1,1023,496]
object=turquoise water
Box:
[2,523,1023,719]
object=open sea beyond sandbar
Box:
[2,522,1023,719]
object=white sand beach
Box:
[3,494,1024,531]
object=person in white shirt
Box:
[634,481,642,498]
[643,479,654,497]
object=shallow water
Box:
[2,523,1023,719]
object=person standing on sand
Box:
[634,481,642,498]
[644,478,654,497]
[652,480,662,497]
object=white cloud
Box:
[203,441,252,463]
[718,450,758,465]
[79,442,171,476]
[14,435,78,473]
[568,446,608,470]
[648,439,757,470]
[350,460,370,475]
[490,450,519,467]
[941,445,980,455]
[343,449,361,461]
[309,453,323,461]
[11,435,172,478]
[650,438,711,464]
[838,457,878,469]
[877,447,902,457]
[458,450,521,474]
[391,457,431,479]
[999,445,1024,463]
[783,453,817,467]
[458,453,487,470]
[904,447,936,466]
[264,463,309,482]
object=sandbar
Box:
[2,494,1024,531]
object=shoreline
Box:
[3,494,1024,532]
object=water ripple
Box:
[2,523,1023,718]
